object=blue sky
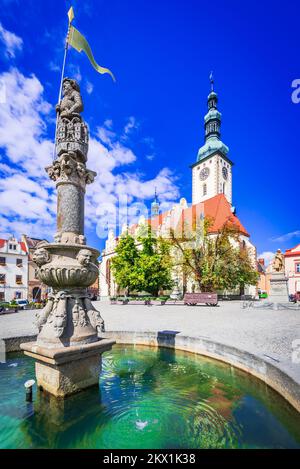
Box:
[0,0,299,263]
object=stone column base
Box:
[20,339,115,398]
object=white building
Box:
[100,80,257,299]
[0,236,29,302]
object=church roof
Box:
[143,194,249,238]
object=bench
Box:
[183,292,218,306]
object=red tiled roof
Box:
[147,194,249,237]
[285,244,300,258]
[0,239,6,248]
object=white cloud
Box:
[0,22,23,58]
[0,66,180,243]
[123,116,139,135]
[258,251,275,266]
[271,230,300,243]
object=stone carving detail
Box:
[32,247,51,266]
[38,264,98,288]
[56,78,83,117]
[85,297,105,333]
[46,154,96,187]
[55,78,88,161]
[54,232,86,245]
[52,293,67,337]
[76,249,94,266]
[273,249,285,273]
[33,77,105,346]
[36,296,54,332]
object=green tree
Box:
[110,232,173,297]
[170,218,258,293]
[137,235,174,296]
[110,234,140,295]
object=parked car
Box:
[0,301,10,313]
[13,299,29,310]
[258,291,268,299]
[289,293,300,303]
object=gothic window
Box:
[203,184,207,196]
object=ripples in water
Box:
[0,345,300,449]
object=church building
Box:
[99,80,257,299]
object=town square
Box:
[0,0,300,459]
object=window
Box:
[203,184,207,196]
[0,274,5,284]
[9,244,16,250]
[0,292,4,300]
[15,292,22,299]
[223,182,226,194]
[16,275,22,284]
[16,258,23,267]
[0,257,6,265]
[296,263,300,273]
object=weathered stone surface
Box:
[21,339,115,397]
[20,77,112,398]
[268,272,290,308]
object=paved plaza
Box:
[1,301,299,372]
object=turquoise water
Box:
[0,345,300,449]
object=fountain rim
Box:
[4,331,300,415]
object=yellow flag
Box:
[68,25,115,82]
[68,6,75,24]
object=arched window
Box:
[223,182,226,194]
[203,184,207,196]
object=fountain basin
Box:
[1,345,300,449]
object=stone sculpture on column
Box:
[21,78,115,397]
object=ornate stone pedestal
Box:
[268,272,289,309]
[20,78,115,397]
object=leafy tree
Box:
[137,235,174,296]
[110,232,173,296]
[110,234,140,295]
[170,217,258,293]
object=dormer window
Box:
[9,244,17,251]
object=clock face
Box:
[222,166,228,180]
[199,167,210,181]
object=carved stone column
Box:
[21,78,115,397]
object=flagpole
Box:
[52,19,72,160]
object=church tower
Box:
[191,75,233,205]
[151,187,160,216]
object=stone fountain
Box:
[21,78,115,397]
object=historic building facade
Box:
[0,236,28,301]
[100,82,257,299]
[21,235,50,301]
[284,244,300,296]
